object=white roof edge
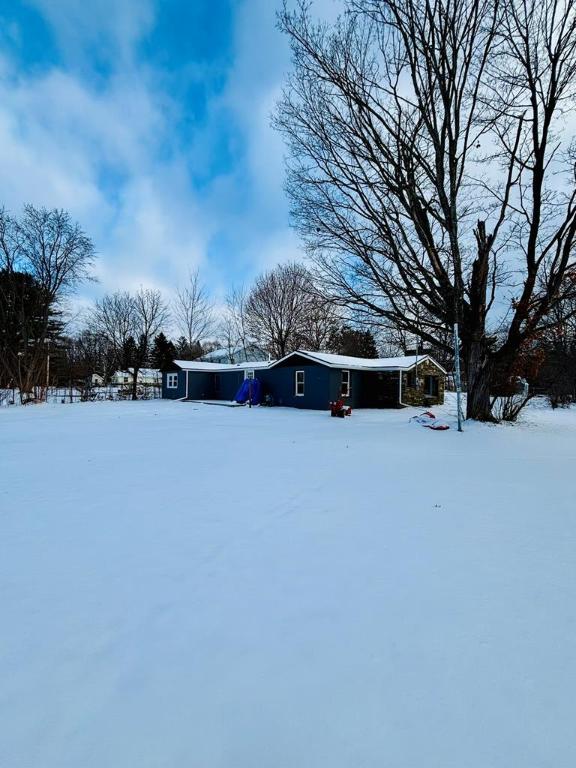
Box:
[401,356,448,375]
[172,359,271,372]
[172,351,447,374]
[269,350,447,373]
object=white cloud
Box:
[201,0,346,279]
[0,0,346,316]
[25,0,155,68]
[0,48,210,300]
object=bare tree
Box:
[244,262,332,358]
[91,292,134,355]
[0,205,95,400]
[536,276,576,405]
[75,329,117,384]
[276,0,576,421]
[91,288,168,400]
[302,287,340,351]
[173,269,214,356]
[219,285,252,362]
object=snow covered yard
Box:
[1,398,575,768]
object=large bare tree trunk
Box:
[465,221,495,420]
[466,342,494,421]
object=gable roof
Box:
[202,344,267,362]
[269,350,447,374]
[170,350,446,375]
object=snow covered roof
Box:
[172,359,271,372]
[202,344,266,361]
[270,350,447,373]
[128,368,160,377]
[171,351,446,374]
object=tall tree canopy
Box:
[0,205,95,398]
[91,289,168,400]
[276,0,576,420]
[245,262,337,358]
[329,325,379,358]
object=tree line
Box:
[0,208,378,401]
[3,0,576,418]
[85,261,381,402]
[1,199,574,412]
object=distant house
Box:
[201,345,268,364]
[111,368,161,387]
[90,373,105,387]
[162,350,445,409]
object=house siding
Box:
[162,371,187,400]
[215,371,245,401]
[162,355,445,410]
[259,364,334,409]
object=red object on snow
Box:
[411,411,450,430]
[330,399,352,417]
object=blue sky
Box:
[0,0,340,307]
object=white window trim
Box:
[167,373,178,389]
[244,369,255,379]
[295,370,305,396]
[341,369,350,398]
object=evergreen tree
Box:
[329,326,378,358]
[175,336,202,359]
[0,270,64,388]
[121,336,138,373]
[151,333,177,369]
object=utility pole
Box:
[45,353,51,402]
[414,307,420,388]
[453,323,463,432]
[17,351,23,403]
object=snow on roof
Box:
[128,368,160,376]
[172,350,446,374]
[202,348,235,360]
[173,359,271,372]
[202,345,264,360]
[271,350,447,373]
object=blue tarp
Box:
[234,377,262,405]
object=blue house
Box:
[162,350,446,409]
[162,360,270,402]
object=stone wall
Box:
[401,359,445,406]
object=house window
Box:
[424,375,439,397]
[341,370,350,397]
[407,370,417,388]
[123,376,129,383]
[167,373,179,389]
[244,369,255,379]
[295,370,305,396]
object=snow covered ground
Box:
[1,397,575,767]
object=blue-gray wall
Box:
[162,370,186,400]
[163,363,403,409]
[178,370,245,400]
[216,371,245,400]
[186,372,214,400]
[258,363,335,409]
